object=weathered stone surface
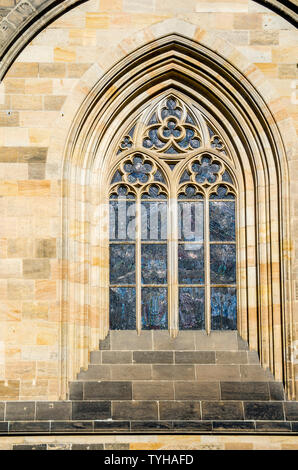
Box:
[36,402,72,420]
[132,381,174,400]
[23,259,51,279]
[284,402,298,421]
[159,401,201,420]
[51,421,93,432]
[84,381,132,400]
[152,364,195,380]
[202,401,244,420]
[68,382,83,400]
[133,351,173,363]
[35,239,56,258]
[244,402,284,421]
[9,421,50,433]
[175,382,220,400]
[72,401,111,420]
[6,402,35,421]
[175,351,215,364]
[101,351,132,364]
[112,401,158,420]
[220,382,270,400]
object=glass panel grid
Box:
[109,146,237,333]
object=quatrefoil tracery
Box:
[178,154,235,198]
[110,154,168,198]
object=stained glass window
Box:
[109,96,237,333]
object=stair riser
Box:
[77,364,274,381]
[69,381,284,401]
[91,350,259,365]
[100,331,246,352]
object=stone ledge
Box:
[0,419,297,435]
[0,400,297,430]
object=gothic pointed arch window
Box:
[108,95,237,334]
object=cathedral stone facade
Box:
[0,0,297,450]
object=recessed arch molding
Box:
[59,32,294,401]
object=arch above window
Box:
[61,33,293,399]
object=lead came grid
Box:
[108,96,237,333]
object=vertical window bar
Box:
[205,196,211,335]
[169,195,179,336]
[136,194,142,334]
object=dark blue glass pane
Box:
[210,185,235,199]
[211,287,237,330]
[143,128,164,149]
[161,98,182,119]
[178,202,204,241]
[178,128,201,150]
[179,244,204,284]
[178,185,204,199]
[141,202,167,241]
[210,244,236,284]
[164,145,179,154]
[109,200,136,241]
[141,185,167,199]
[141,244,167,285]
[179,171,190,183]
[179,287,205,330]
[110,287,136,330]
[111,170,122,183]
[142,287,167,329]
[222,170,233,183]
[154,170,165,183]
[210,201,235,242]
[110,244,135,284]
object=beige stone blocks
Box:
[0,111,19,127]
[249,31,279,45]
[54,47,76,62]
[18,180,51,197]
[0,380,19,400]
[23,259,51,280]
[35,239,56,258]
[86,13,110,29]
[0,147,47,163]
[22,302,49,320]
[7,239,34,258]
[39,63,66,78]
[4,79,25,94]
[44,95,66,111]
[7,280,34,300]
[35,280,57,301]
[6,63,39,78]
[10,95,43,111]
[234,13,262,30]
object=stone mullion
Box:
[136,193,142,335]
[205,196,211,335]
[168,193,179,338]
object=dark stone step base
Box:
[1,419,298,435]
[69,380,285,401]
[1,399,297,423]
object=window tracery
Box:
[109,95,237,333]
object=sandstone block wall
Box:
[0,0,297,401]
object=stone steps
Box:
[69,380,284,402]
[67,330,288,425]
[90,349,260,365]
[76,363,274,381]
[98,330,247,352]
